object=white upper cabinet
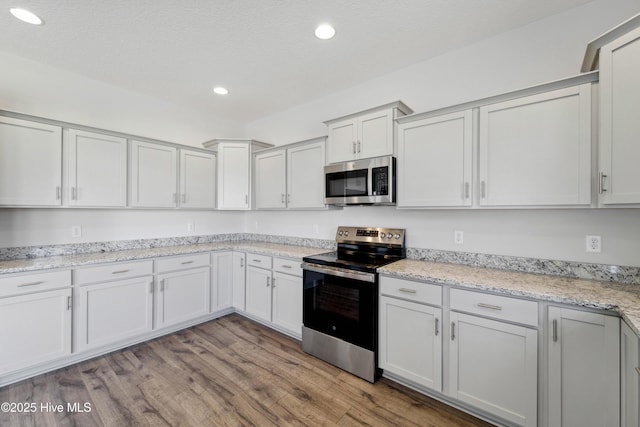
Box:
[0,116,62,206]
[179,149,216,209]
[597,25,640,205]
[129,140,178,208]
[478,84,592,207]
[65,129,127,207]
[255,149,287,209]
[203,139,272,210]
[254,137,326,210]
[397,110,473,207]
[325,101,412,163]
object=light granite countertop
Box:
[379,259,640,335]
[0,242,328,275]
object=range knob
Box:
[344,231,349,237]
[380,232,386,239]
[338,230,344,236]
[386,234,392,239]
[394,234,401,239]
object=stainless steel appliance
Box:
[301,226,406,382]
[324,155,396,206]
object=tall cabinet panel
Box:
[397,110,473,207]
[478,84,591,206]
[66,129,127,207]
[130,140,178,208]
[0,116,62,206]
[598,26,640,204]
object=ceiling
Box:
[0,0,594,123]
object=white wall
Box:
[0,52,243,147]
[244,0,640,267]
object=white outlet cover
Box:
[71,225,82,238]
[586,235,602,253]
[454,230,464,245]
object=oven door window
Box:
[325,169,368,198]
[303,269,376,350]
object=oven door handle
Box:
[301,262,376,283]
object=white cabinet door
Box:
[232,252,246,310]
[358,108,394,159]
[75,276,153,351]
[287,140,326,209]
[179,149,215,209]
[397,110,473,207]
[479,84,591,206]
[130,140,178,208]
[547,307,620,427]
[217,143,250,210]
[0,288,71,374]
[255,149,287,209]
[0,116,62,206]
[66,129,127,207]
[156,267,210,328]
[598,27,640,204]
[245,266,272,323]
[271,271,302,337]
[211,251,233,312]
[621,320,640,427]
[379,295,442,391]
[327,119,358,163]
[449,312,537,426]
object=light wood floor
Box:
[0,314,493,426]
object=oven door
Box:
[302,263,377,351]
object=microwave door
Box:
[344,170,367,196]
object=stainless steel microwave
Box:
[324,155,396,206]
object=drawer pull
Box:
[181,261,194,265]
[253,259,262,263]
[435,318,439,336]
[451,322,456,340]
[18,281,45,287]
[282,265,292,269]
[552,319,558,342]
[112,270,130,274]
[398,288,417,294]
[477,303,502,311]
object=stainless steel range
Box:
[301,226,406,382]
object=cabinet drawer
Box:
[450,288,538,327]
[156,253,210,273]
[273,257,302,276]
[74,260,153,284]
[247,253,272,269]
[0,270,71,298]
[380,276,442,306]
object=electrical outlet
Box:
[454,230,464,245]
[187,223,195,234]
[312,224,319,234]
[586,235,602,253]
[71,225,82,238]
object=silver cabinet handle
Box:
[71,187,77,200]
[398,288,417,294]
[477,303,502,311]
[67,295,72,311]
[357,141,361,153]
[287,194,291,204]
[266,276,270,287]
[552,319,558,342]
[598,172,607,194]
[56,186,61,200]
[112,269,130,274]
[281,194,285,204]
[253,259,262,263]
[282,265,292,269]
[464,182,470,199]
[481,181,487,198]
[18,281,45,287]
[245,194,248,205]
[352,141,356,154]
[240,258,244,268]
[181,261,194,265]
[451,322,456,340]
[435,318,439,336]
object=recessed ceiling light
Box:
[9,8,43,25]
[315,24,335,40]
[213,86,229,95]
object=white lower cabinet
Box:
[272,257,303,337]
[211,251,233,311]
[156,256,210,328]
[0,286,72,375]
[621,320,640,427]
[245,260,272,323]
[547,306,620,427]
[232,252,246,310]
[75,276,154,351]
[379,276,442,391]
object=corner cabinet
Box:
[324,101,412,163]
[396,110,473,207]
[254,137,326,210]
[547,306,620,427]
[203,139,272,210]
[478,84,592,207]
[0,116,63,206]
[129,140,178,208]
[597,25,640,205]
[65,129,127,207]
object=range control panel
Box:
[335,226,405,246]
